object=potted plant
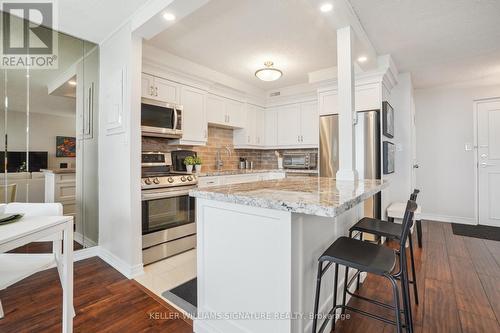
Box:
[184,156,196,173]
[194,156,203,173]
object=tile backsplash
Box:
[142,126,317,172]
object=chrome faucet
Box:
[216,145,232,171]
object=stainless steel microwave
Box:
[141,98,183,138]
[283,152,318,170]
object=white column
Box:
[336,26,358,181]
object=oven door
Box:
[141,98,181,138]
[142,187,195,235]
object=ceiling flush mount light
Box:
[163,12,176,21]
[320,3,333,13]
[357,56,368,63]
[68,80,77,86]
[255,61,283,82]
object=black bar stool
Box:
[312,200,417,333]
[349,189,420,305]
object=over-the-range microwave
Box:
[141,98,183,138]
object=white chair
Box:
[0,184,17,203]
[0,202,70,320]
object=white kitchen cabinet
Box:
[206,94,226,125]
[234,104,264,147]
[206,94,244,128]
[172,86,207,145]
[264,109,277,146]
[318,85,381,116]
[198,176,222,188]
[300,101,319,145]
[276,104,301,146]
[141,73,179,103]
[198,172,285,188]
[225,99,245,128]
[223,173,262,185]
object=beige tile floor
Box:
[134,249,197,315]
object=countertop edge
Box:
[190,180,389,218]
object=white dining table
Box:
[0,215,74,333]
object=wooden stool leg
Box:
[416,220,422,248]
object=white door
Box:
[477,99,500,226]
[255,106,265,146]
[276,105,300,146]
[300,101,319,145]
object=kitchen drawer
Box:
[223,174,261,185]
[198,176,222,188]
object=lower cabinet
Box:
[198,172,286,188]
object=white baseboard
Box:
[420,213,477,225]
[97,247,144,279]
[74,232,98,248]
[74,246,100,262]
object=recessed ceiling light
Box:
[68,80,77,86]
[357,56,368,63]
[320,3,333,13]
[163,12,176,21]
[255,61,283,82]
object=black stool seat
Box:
[350,217,402,240]
[320,236,397,275]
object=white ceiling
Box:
[57,0,149,43]
[349,0,500,88]
[146,0,341,90]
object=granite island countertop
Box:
[190,177,388,217]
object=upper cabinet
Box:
[172,86,207,146]
[206,94,244,128]
[299,101,319,146]
[276,104,301,146]
[275,101,318,148]
[234,104,264,147]
[319,84,381,116]
[142,73,178,103]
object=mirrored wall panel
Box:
[0,13,99,250]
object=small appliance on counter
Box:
[171,150,197,173]
[141,151,198,265]
[283,152,317,170]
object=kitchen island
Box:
[189,177,388,333]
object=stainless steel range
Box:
[141,151,197,265]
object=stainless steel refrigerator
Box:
[319,110,381,219]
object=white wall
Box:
[414,81,500,223]
[0,111,76,169]
[98,22,143,278]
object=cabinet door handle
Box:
[155,87,159,97]
[150,86,154,96]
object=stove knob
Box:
[144,178,152,185]
[167,177,174,183]
[153,177,160,185]
[181,176,187,182]
[187,175,193,181]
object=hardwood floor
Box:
[0,221,499,332]
[0,258,193,333]
[335,221,500,333]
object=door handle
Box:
[413,164,419,169]
[480,162,495,168]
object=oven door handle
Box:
[142,188,193,201]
